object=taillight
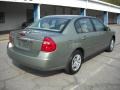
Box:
[9,32,12,42]
[41,37,56,52]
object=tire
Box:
[106,39,115,52]
[65,50,83,75]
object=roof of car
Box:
[44,15,96,19]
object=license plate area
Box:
[18,39,31,50]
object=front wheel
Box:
[65,50,83,75]
[106,39,115,52]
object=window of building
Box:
[0,12,5,23]
[71,8,79,15]
[56,6,64,15]
[41,5,56,17]
[26,9,33,22]
[64,7,71,14]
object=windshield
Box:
[28,17,70,32]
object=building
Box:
[0,0,120,32]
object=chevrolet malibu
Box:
[7,15,115,74]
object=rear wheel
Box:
[65,50,83,75]
[106,39,115,52]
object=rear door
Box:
[91,18,111,50]
[75,18,100,57]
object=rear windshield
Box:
[28,17,70,32]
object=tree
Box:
[101,0,120,6]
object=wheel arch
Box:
[65,47,84,74]
[74,47,85,60]
[112,35,115,41]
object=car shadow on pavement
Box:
[12,61,64,77]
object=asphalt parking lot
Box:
[0,25,120,90]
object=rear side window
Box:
[91,18,105,31]
[75,18,94,33]
[74,20,82,33]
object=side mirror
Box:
[104,26,110,31]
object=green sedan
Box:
[7,15,115,74]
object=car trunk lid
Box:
[12,29,60,52]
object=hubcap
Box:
[110,40,114,50]
[72,54,82,71]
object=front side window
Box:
[76,18,94,33]
[28,17,70,32]
[92,18,105,31]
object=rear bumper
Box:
[7,43,64,71]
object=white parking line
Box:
[81,58,114,84]
[70,85,79,90]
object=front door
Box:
[75,18,100,57]
[91,18,111,50]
